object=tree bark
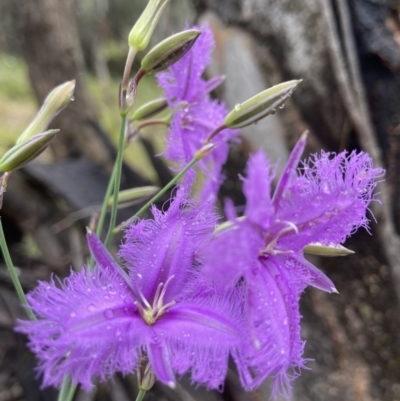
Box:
[195,1,400,400]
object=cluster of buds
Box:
[0,81,75,173]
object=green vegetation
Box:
[0,52,168,182]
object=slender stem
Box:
[96,165,117,238]
[65,382,77,401]
[113,157,198,233]
[104,113,127,247]
[0,218,36,320]
[57,377,77,401]
[135,389,147,401]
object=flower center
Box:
[259,221,298,258]
[135,275,176,325]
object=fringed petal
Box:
[119,189,218,303]
[16,268,146,390]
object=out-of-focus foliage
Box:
[0,54,36,154]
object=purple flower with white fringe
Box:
[201,134,384,398]
[157,25,239,203]
[17,190,243,390]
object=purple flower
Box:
[17,190,243,390]
[157,25,239,203]
[201,135,384,397]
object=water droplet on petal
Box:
[104,309,114,319]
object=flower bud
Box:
[303,242,355,257]
[0,130,58,172]
[17,81,75,143]
[132,98,168,121]
[224,80,302,128]
[107,186,160,206]
[128,0,170,52]
[137,363,156,391]
[141,29,201,74]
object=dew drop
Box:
[104,309,114,319]
[70,312,76,318]
[88,304,95,312]
[279,104,285,110]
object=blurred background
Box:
[1,0,400,400]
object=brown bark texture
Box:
[195,1,400,400]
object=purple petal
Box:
[157,25,215,104]
[276,150,384,251]
[243,151,275,230]
[16,268,146,390]
[87,229,133,290]
[288,254,337,292]
[147,342,175,387]
[201,222,264,289]
[272,132,307,208]
[153,287,243,389]
[238,258,305,398]
[120,189,218,303]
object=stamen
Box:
[259,221,298,258]
[136,276,176,325]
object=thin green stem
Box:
[0,218,36,320]
[135,389,147,401]
[113,157,198,234]
[105,113,127,247]
[57,377,77,401]
[65,382,77,401]
[96,165,117,238]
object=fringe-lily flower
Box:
[17,190,243,390]
[201,134,384,398]
[157,25,238,203]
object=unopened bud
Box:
[17,81,75,143]
[194,142,216,160]
[132,98,168,121]
[107,186,160,206]
[224,80,302,128]
[304,242,355,257]
[128,0,170,52]
[141,29,201,74]
[137,363,156,391]
[0,130,58,172]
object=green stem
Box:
[113,157,198,233]
[135,389,147,401]
[96,165,117,238]
[105,113,127,247]
[0,218,36,320]
[57,377,77,401]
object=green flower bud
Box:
[128,0,170,51]
[107,186,160,206]
[141,29,201,74]
[132,98,168,121]
[17,80,75,143]
[0,130,59,172]
[137,363,156,391]
[224,80,302,128]
[303,242,355,257]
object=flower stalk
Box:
[104,113,127,248]
[0,218,36,320]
